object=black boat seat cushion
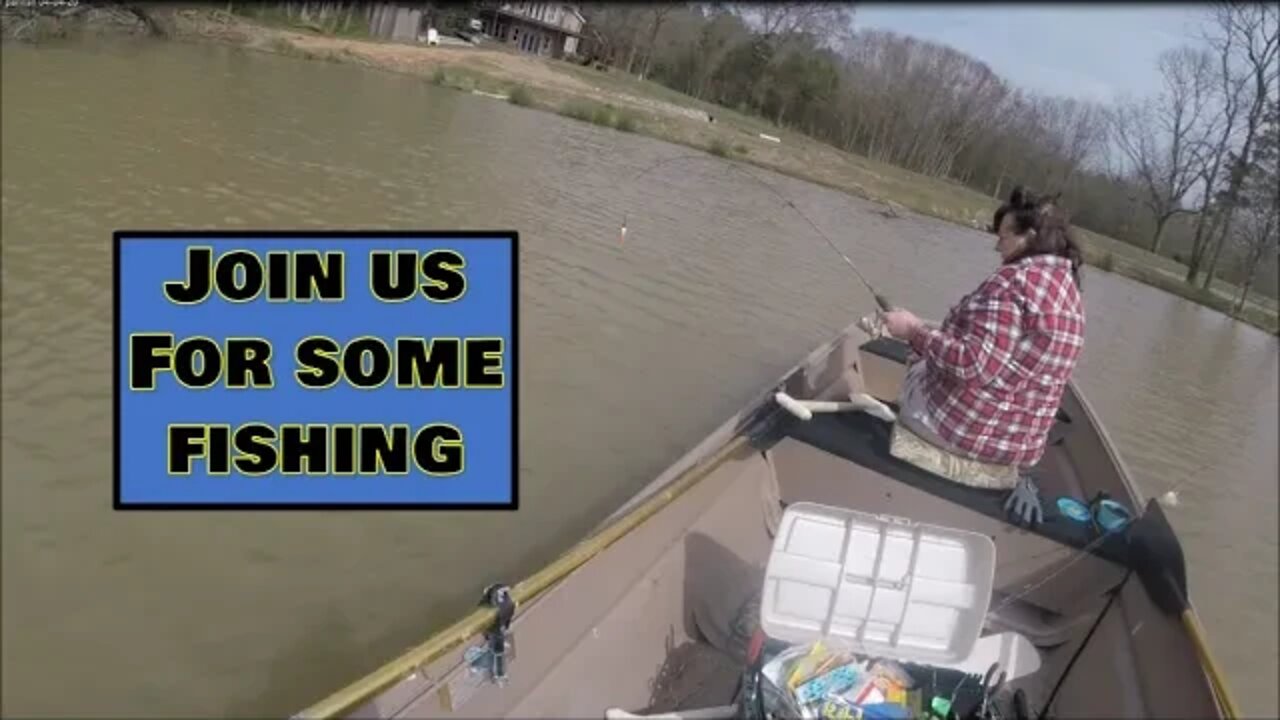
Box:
[780,410,1127,564]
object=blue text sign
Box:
[113,231,518,510]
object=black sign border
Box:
[112,230,520,511]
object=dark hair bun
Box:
[995,183,1083,289]
[1008,185,1045,211]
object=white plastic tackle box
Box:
[760,502,998,665]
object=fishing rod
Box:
[620,153,894,312]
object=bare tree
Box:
[1184,17,1253,283]
[684,9,751,99]
[728,3,851,41]
[1108,47,1216,253]
[1230,195,1279,314]
[1199,1,1280,290]
[1229,96,1280,313]
[639,4,678,80]
[1036,96,1107,188]
[831,30,1013,181]
[580,4,648,70]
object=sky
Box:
[853,4,1209,102]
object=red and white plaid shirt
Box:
[907,254,1085,468]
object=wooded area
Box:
[580,2,1279,304]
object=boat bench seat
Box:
[770,409,1129,566]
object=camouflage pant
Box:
[687,466,778,664]
[685,574,765,670]
[895,361,1021,491]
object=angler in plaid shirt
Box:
[881,187,1086,523]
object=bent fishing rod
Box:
[620,153,894,312]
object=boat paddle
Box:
[1126,497,1240,719]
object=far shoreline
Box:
[6,6,1276,336]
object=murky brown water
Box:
[2,40,1276,718]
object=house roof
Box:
[486,4,585,37]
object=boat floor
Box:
[643,641,741,714]
[643,506,1063,717]
[350,335,1220,720]
[629,404,1151,719]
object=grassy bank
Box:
[25,7,1277,335]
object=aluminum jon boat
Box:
[295,318,1235,720]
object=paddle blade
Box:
[1128,497,1188,616]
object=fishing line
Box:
[1149,459,1213,509]
[986,531,1114,617]
[620,153,893,312]
[1035,570,1132,720]
[988,459,1201,618]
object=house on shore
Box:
[363,2,425,44]
[477,2,586,59]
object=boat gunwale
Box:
[293,322,857,719]
[297,321,1227,720]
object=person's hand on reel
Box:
[880,308,923,341]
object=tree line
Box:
[580,2,1279,306]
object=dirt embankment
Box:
[166,10,719,127]
[165,10,594,94]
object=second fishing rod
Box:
[620,153,895,313]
